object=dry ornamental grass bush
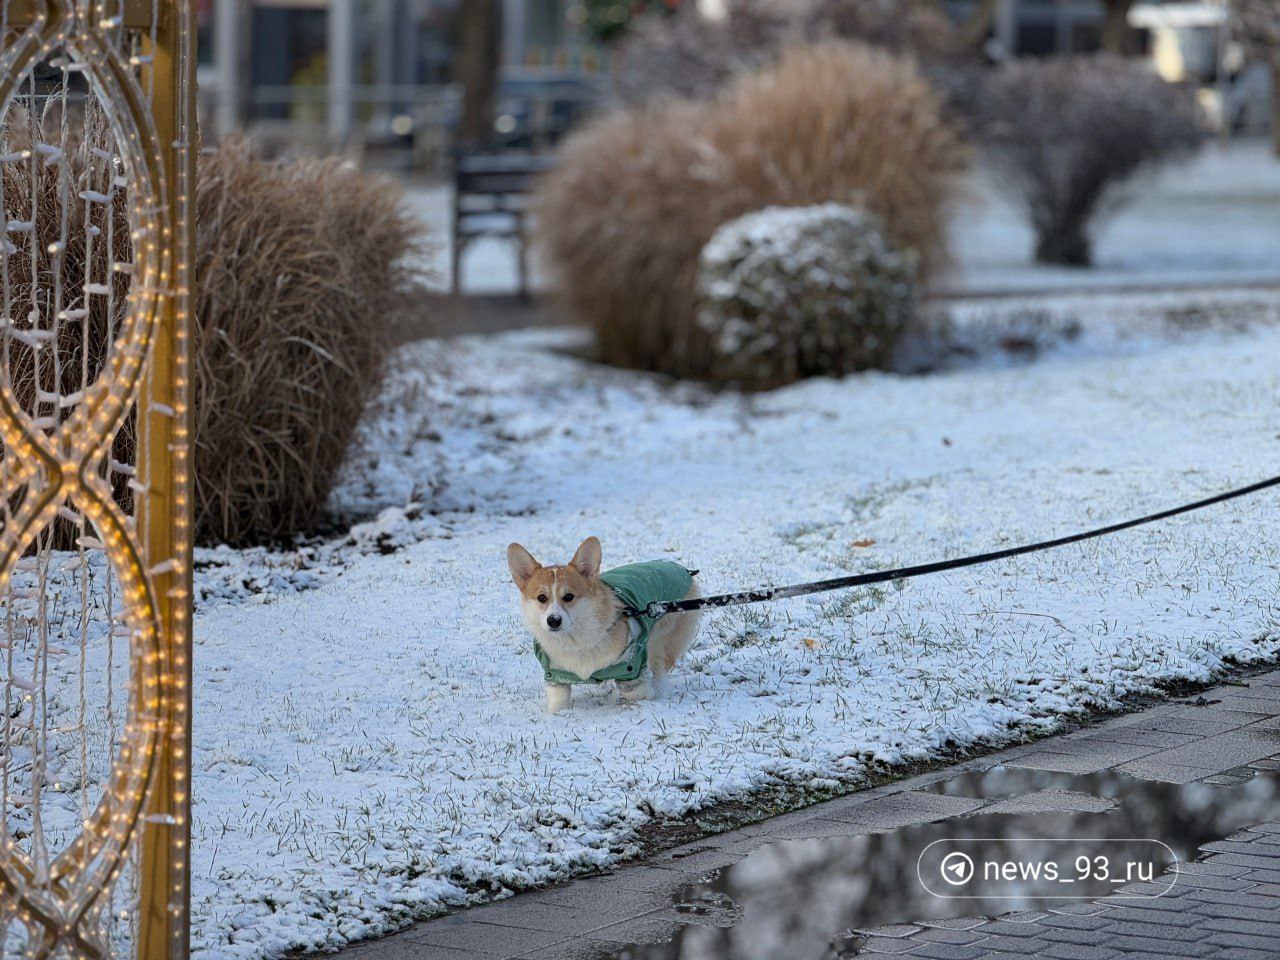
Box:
[194,140,429,545]
[2,102,429,548]
[696,204,916,389]
[973,56,1208,266]
[535,42,966,380]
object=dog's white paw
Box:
[546,683,572,714]
[617,676,654,702]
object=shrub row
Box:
[535,42,966,382]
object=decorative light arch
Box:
[0,0,193,956]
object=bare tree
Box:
[1100,0,1136,55]
[612,0,970,106]
[975,56,1208,266]
[1233,0,1280,155]
[455,0,502,147]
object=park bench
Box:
[452,151,556,298]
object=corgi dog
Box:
[507,537,701,714]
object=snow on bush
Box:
[696,204,917,388]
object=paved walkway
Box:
[338,670,1280,960]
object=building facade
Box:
[199,0,607,154]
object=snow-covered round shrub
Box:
[696,204,916,389]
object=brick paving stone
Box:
[904,943,987,960]
[1193,708,1275,725]
[831,790,988,827]
[405,921,566,958]
[1197,851,1280,870]
[579,912,678,945]
[1148,718,1244,737]
[1099,935,1219,957]
[999,911,1048,923]
[1102,919,1212,941]
[588,866,690,896]
[1089,728,1200,748]
[1148,730,1280,771]
[1113,758,1219,783]
[1100,904,1201,926]
[1198,916,1280,937]
[514,941,621,960]
[969,935,1054,954]
[1191,900,1280,923]
[1167,873,1256,892]
[752,815,866,841]
[1173,860,1253,877]
[1039,925,1108,946]
[1110,881,1178,897]
[1039,912,1114,931]
[1008,750,1137,774]
[342,938,474,960]
[457,899,588,934]
[1242,819,1280,834]
[1239,867,1280,882]
[912,928,986,945]
[916,917,989,931]
[861,939,920,955]
[1202,931,1280,952]
[976,921,1048,938]
[1040,944,1121,960]
[736,805,858,841]
[1022,739,1157,762]
[1047,901,1110,916]
[1181,888,1280,910]
[1215,692,1280,712]
[651,844,741,876]
[859,924,925,938]
[1240,831,1280,846]
[1113,885,1187,903]
[522,882,666,926]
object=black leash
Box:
[634,472,1280,620]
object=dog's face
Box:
[507,537,614,646]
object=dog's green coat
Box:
[534,561,694,685]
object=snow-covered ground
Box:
[413,140,1280,297]
[185,293,1280,957]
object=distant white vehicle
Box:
[1130,1,1272,136]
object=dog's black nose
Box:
[546,614,563,630]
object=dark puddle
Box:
[607,764,1280,960]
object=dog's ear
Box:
[570,537,602,579]
[507,543,540,589]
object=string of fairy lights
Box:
[0,0,193,956]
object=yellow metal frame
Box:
[138,5,196,958]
